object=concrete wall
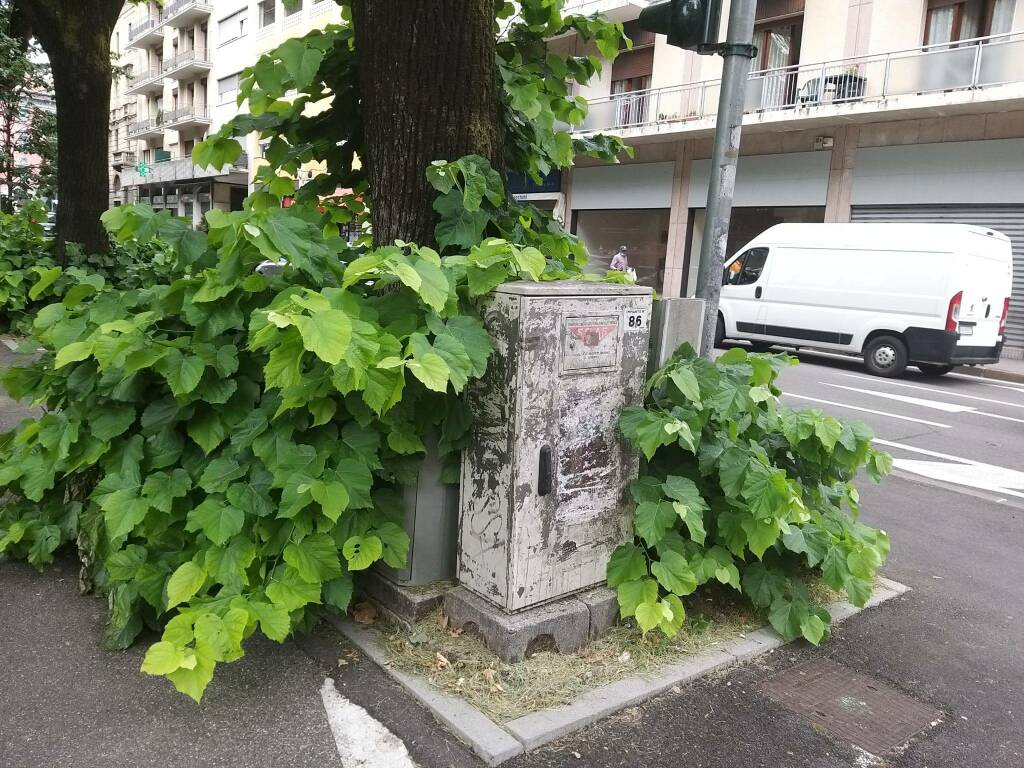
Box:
[571,162,675,209]
[800,0,850,66]
[687,151,832,208]
[866,0,925,56]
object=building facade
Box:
[557,0,1024,358]
[108,0,342,222]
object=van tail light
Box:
[998,297,1010,336]
[945,291,963,332]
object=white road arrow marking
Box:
[785,393,952,428]
[834,372,1024,410]
[321,678,419,768]
[873,438,1024,499]
[824,383,1024,425]
[824,383,974,412]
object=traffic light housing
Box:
[637,0,722,53]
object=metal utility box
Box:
[648,297,705,374]
[458,281,654,612]
[378,438,459,586]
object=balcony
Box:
[562,0,649,21]
[160,0,213,28]
[161,48,212,80]
[120,153,249,187]
[127,116,165,141]
[127,15,164,48]
[576,31,1024,137]
[124,68,164,96]
[162,104,212,131]
[111,150,138,170]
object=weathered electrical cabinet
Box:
[458,281,654,612]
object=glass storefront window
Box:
[574,208,670,290]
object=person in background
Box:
[610,245,629,272]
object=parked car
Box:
[716,222,1013,377]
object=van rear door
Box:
[954,233,1013,349]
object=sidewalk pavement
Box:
[956,355,1024,383]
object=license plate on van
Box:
[960,324,974,336]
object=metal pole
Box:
[694,0,758,358]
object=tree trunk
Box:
[351,0,501,247]
[17,0,122,258]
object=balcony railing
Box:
[160,0,213,25]
[127,15,161,43]
[577,30,1024,134]
[127,116,164,138]
[125,68,163,91]
[161,48,212,76]
[121,153,249,187]
[163,104,211,126]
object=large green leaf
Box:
[296,309,351,365]
[185,497,245,547]
[166,561,206,608]
[650,550,697,596]
[607,544,648,587]
[284,534,343,583]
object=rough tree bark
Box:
[15,0,122,257]
[351,0,502,247]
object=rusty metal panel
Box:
[458,281,653,612]
[762,659,942,755]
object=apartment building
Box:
[108,0,342,223]
[555,0,1024,358]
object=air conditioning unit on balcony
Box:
[180,193,194,204]
[152,195,165,205]
[198,193,211,203]
[165,194,179,204]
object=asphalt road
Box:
[2,345,1023,767]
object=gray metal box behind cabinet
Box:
[458,281,654,613]
[379,438,458,586]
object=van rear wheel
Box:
[917,363,954,376]
[863,335,908,377]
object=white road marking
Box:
[320,678,418,768]
[785,393,952,428]
[824,383,1024,425]
[833,371,1024,409]
[823,383,973,413]
[873,438,1024,499]
[947,373,1024,393]
[872,438,983,465]
[891,460,1024,499]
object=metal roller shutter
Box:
[850,205,1024,358]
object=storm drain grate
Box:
[762,659,941,755]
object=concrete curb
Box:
[954,365,1024,385]
[328,577,909,766]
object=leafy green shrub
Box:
[0,200,58,332]
[0,187,590,701]
[612,345,892,644]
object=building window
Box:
[922,0,1012,44]
[218,72,241,105]
[285,0,303,16]
[983,0,1016,35]
[258,0,276,27]
[218,8,247,44]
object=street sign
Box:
[137,162,150,177]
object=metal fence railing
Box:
[577,31,1024,133]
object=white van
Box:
[716,223,1013,377]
